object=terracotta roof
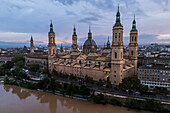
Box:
[61,55,70,59]
[103,68,111,72]
[96,57,107,61]
[74,64,81,68]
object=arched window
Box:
[115,33,117,41]
[51,37,53,43]
[131,51,133,56]
[79,60,82,65]
[49,49,51,55]
[135,36,136,41]
[53,49,55,55]
[119,33,120,41]
[132,36,133,41]
[121,52,122,58]
[115,52,117,58]
[98,62,101,66]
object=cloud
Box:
[79,17,100,24]
[0,0,170,48]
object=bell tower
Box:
[111,5,124,85]
[30,35,34,53]
[129,16,138,75]
[48,20,56,57]
[106,36,110,49]
[72,25,78,52]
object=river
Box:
[0,84,150,113]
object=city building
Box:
[26,6,138,85]
[138,63,170,90]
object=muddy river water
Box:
[0,84,150,113]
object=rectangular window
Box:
[115,33,117,41]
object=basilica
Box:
[25,6,138,85]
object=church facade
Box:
[26,6,138,85]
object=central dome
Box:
[84,39,96,46]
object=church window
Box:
[115,52,117,58]
[135,36,136,41]
[53,49,55,55]
[131,51,133,56]
[132,36,133,41]
[121,52,123,58]
[79,60,82,65]
[115,33,117,41]
[49,49,51,55]
[119,33,120,41]
[51,37,53,43]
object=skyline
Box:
[0,0,170,48]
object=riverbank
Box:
[2,77,170,113]
[0,84,152,113]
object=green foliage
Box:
[124,99,169,113]
[29,64,40,73]
[85,75,94,84]
[0,67,5,76]
[42,67,48,75]
[93,94,108,105]
[16,61,25,69]
[49,78,59,93]
[106,81,112,89]
[96,79,104,88]
[37,78,50,90]
[4,77,9,83]
[11,67,29,80]
[119,77,147,94]
[153,88,160,95]
[79,85,91,96]
[12,56,25,63]
[19,82,37,90]
[4,77,18,85]
[70,74,77,82]
[110,98,122,106]
[2,61,14,70]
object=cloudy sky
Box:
[0,0,170,48]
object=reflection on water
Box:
[0,84,149,113]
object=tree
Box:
[16,61,25,69]
[85,75,94,84]
[42,67,48,75]
[118,77,143,93]
[29,64,40,73]
[12,56,25,63]
[2,61,14,69]
[37,78,50,90]
[106,81,112,89]
[153,88,160,95]
[96,79,104,88]
[70,74,77,82]
[79,85,91,96]
[49,78,57,93]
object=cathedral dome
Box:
[83,39,96,47]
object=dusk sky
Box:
[0,0,170,47]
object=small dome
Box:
[84,39,96,46]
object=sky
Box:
[0,0,170,48]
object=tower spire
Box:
[50,19,54,33]
[73,24,77,36]
[115,4,122,26]
[89,25,91,33]
[31,35,33,41]
[88,25,92,40]
[107,36,110,44]
[131,15,137,31]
